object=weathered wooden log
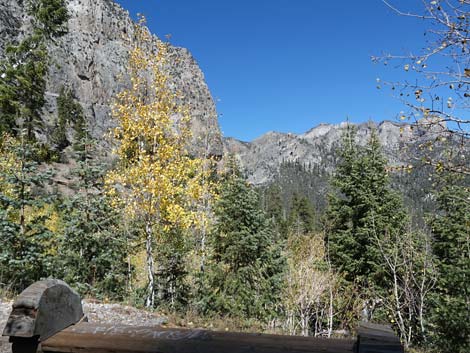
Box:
[41,323,357,353]
[2,279,404,353]
[2,279,85,353]
[357,322,404,353]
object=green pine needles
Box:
[429,177,470,353]
[325,125,408,286]
[200,162,285,321]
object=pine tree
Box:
[0,36,48,141]
[0,132,57,292]
[288,192,316,236]
[325,126,407,287]
[59,131,129,299]
[260,184,288,238]
[0,0,69,142]
[201,169,285,321]
[154,227,190,311]
[28,0,70,39]
[50,87,86,156]
[429,178,470,353]
[51,88,70,152]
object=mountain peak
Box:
[224,120,412,185]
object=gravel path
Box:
[0,299,11,353]
[0,297,168,353]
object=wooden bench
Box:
[2,279,404,353]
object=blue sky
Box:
[115,0,427,141]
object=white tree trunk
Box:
[327,284,333,338]
[392,267,409,348]
[145,222,155,308]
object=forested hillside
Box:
[0,1,468,353]
[227,120,449,219]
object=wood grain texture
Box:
[42,322,357,353]
[2,279,84,341]
[357,323,403,353]
[2,280,404,353]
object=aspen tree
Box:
[106,19,206,308]
[377,0,470,175]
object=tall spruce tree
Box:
[325,126,407,287]
[50,87,86,157]
[429,178,470,353]
[0,1,70,293]
[0,132,56,292]
[260,184,288,238]
[0,0,69,142]
[201,168,285,321]
[0,37,48,142]
[288,193,316,236]
[58,131,129,299]
[154,228,191,311]
[28,0,69,39]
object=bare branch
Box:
[382,0,435,19]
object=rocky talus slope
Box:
[0,0,222,156]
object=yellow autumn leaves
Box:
[0,134,20,199]
[105,19,215,237]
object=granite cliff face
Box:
[0,0,222,156]
[224,121,414,186]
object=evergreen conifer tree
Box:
[429,178,470,353]
[51,87,86,156]
[154,228,190,311]
[325,126,407,287]
[28,0,70,38]
[260,184,288,238]
[201,168,285,320]
[0,131,56,292]
[288,193,316,236]
[0,0,69,142]
[59,132,129,298]
[0,37,48,141]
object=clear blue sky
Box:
[115,0,427,141]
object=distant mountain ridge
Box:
[223,120,446,216]
[224,120,415,185]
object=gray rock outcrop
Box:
[0,0,222,156]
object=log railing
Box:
[2,279,404,353]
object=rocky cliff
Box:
[0,0,223,156]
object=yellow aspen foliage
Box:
[105,18,214,306]
[106,20,204,234]
[0,133,22,200]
